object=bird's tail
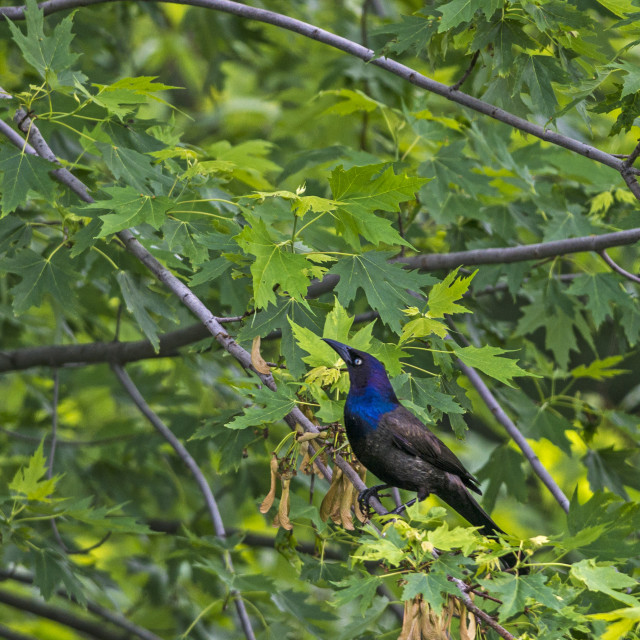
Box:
[441,479,527,573]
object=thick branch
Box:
[0,323,209,372]
[111,364,257,640]
[400,228,640,271]
[449,577,517,640]
[0,588,126,640]
[0,569,162,640]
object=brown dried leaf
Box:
[251,336,271,374]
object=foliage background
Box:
[0,0,639,638]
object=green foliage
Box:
[1,0,639,638]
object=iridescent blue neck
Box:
[345,385,398,432]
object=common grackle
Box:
[323,339,519,552]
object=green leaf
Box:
[6,0,82,88]
[33,547,86,603]
[479,573,564,621]
[516,55,566,118]
[583,447,640,500]
[116,271,174,351]
[401,572,446,613]
[329,252,436,331]
[427,268,475,318]
[570,559,639,606]
[235,218,314,309]
[320,89,381,116]
[329,164,425,249]
[566,274,631,328]
[475,445,527,513]
[226,386,296,430]
[331,574,381,615]
[437,0,478,31]
[0,248,79,314]
[455,345,532,387]
[190,256,232,286]
[571,356,628,381]
[90,76,180,118]
[207,140,281,190]
[0,145,57,215]
[162,217,209,264]
[9,441,58,501]
[95,141,165,192]
[84,186,174,235]
[374,13,438,55]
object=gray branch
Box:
[0,588,128,640]
[111,364,257,640]
[0,568,163,640]
[456,358,570,513]
[449,577,517,640]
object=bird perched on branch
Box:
[324,338,524,569]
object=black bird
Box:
[323,339,512,541]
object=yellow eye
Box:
[354,357,363,366]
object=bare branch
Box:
[599,250,640,285]
[111,364,257,640]
[0,569,163,640]
[449,577,518,640]
[0,588,128,640]
[455,357,570,513]
[623,139,640,168]
[401,228,640,271]
[450,50,480,92]
[0,624,38,640]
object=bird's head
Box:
[323,338,396,398]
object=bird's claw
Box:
[357,484,390,516]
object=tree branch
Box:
[455,357,570,513]
[449,577,517,640]
[0,569,163,640]
[599,249,640,284]
[450,49,480,92]
[400,228,640,271]
[0,588,128,640]
[0,624,38,640]
[111,364,257,640]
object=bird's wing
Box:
[380,406,482,494]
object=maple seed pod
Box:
[277,473,293,531]
[259,454,279,514]
[339,470,355,530]
[320,466,343,522]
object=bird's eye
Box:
[353,357,363,366]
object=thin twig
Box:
[623,139,640,168]
[450,50,480,91]
[111,364,257,640]
[599,250,640,284]
[449,577,518,640]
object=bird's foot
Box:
[357,484,390,516]
[388,497,418,515]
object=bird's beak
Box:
[323,338,353,365]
